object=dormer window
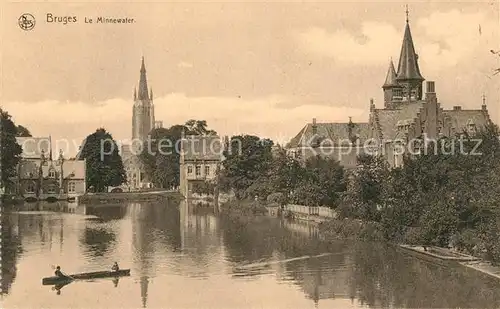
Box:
[48,169,56,178]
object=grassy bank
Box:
[318,218,386,242]
[79,191,182,205]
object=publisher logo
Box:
[18,13,35,31]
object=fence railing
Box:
[285,204,337,218]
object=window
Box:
[48,169,56,178]
[394,154,401,168]
[187,166,193,174]
[468,121,476,134]
[26,182,35,193]
[68,182,76,193]
[195,165,201,176]
[205,165,210,176]
[47,185,56,194]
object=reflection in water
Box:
[2,200,500,308]
[140,276,148,308]
[51,281,72,295]
[80,227,117,257]
[1,212,22,296]
[84,204,127,221]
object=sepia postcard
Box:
[1,1,500,308]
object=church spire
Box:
[396,8,424,82]
[138,57,149,100]
[383,58,397,87]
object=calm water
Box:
[2,200,500,309]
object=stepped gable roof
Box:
[18,158,85,179]
[373,102,424,140]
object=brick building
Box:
[14,137,86,201]
[287,13,492,168]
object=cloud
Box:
[296,10,498,68]
[177,61,194,68]
[296,22,401,66]
[416,10,498,68]
[4,95,367,156]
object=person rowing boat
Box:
[54,266,73,280]
[111,262,119,272]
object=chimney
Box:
[453,106,462,111]
[312,118,317,135]
[482,94,487,111]
[425,81,436,101]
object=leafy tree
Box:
[1,109,23,190]
[341,154,388,221]
[16,125,32,137]
[304,155,346,206]
[141,126,183,188]
[185,119,217,136]
[79,128,126,192]
[219,135,274,199]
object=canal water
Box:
[2,199,500,309]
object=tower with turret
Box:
[382,6,425,109]
[132,57,155,143]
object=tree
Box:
[16,125,32,137]
[79,128,126,192]
[219,135,274,199]
[341,154,388,221]
[1,109,23,190]
[185,119,217,136]
[142,125,185,189]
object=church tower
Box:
[382,7,425,108]
[132,57,155,142]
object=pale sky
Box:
[1,1,499,156]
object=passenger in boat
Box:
[112,262,119,272]
[54,266,64,277]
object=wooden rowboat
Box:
[42,269,130,285]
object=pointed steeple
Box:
[396,9,424,82]
[134,88,137,100]
[383,59,397,87]
[49,135,53,160]
[138,57,149,100]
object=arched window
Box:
[48,169,56,178]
